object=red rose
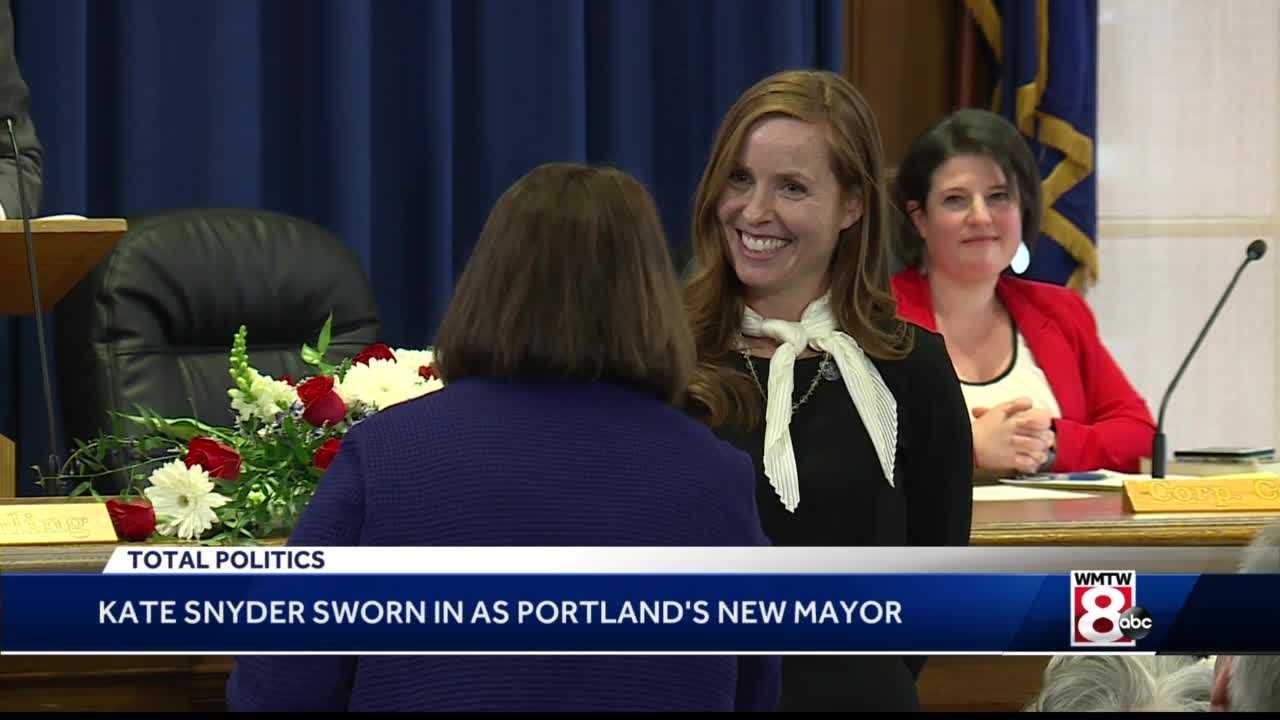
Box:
[353,343,396,366]
[280,374,296,386]
[302,392,346,426]
[418,364,439,382]
[313,438,342,470]
[183,437,242,481]
[297,375,335,404]
[106,499,156,542]
[297,376,347,426]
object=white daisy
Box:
[393,348,444,394]
[337,358,436,411]
[391,348,435,371]
[144,459,230,540]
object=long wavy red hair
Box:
[684,70,912,428]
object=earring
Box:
[1010,241,1030,274]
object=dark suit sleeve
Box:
[225,431,369,712]
[0,1,41,216]
[720,449,782,712]
[904,329,973,548]
[900,329,973,681]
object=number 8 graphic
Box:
[1077,586,1126,644]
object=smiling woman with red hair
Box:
[684,69,973,712]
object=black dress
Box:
[716,326,973,711]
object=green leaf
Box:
[317,313,333,355]
[201,531,231,546]
[70,480,92,497]
[117,410,225,442]
[139,436,171,452]
[301,344,322,366]
[333,357,354,382]
[294,443,314,466]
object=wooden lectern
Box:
[0,218,127,497]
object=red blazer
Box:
[892,268,1155,473]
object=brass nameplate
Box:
[0,433,13,497]
[0,503,117,545]
[1123,473,1280,513]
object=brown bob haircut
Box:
[892,108,1043,269]
[684,69,911,428]
[433,162,695,404]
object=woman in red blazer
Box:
[890,110,1154,474]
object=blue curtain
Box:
[0,0,842,495]
[967,0,1098,290]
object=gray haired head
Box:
[1026,654,1213,712]
[1224,523,1280,711]
[1238,521,1280,575]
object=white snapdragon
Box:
[228,369,298,423]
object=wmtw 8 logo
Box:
[1070,570,1152,647]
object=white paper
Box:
[973,485,1101,502]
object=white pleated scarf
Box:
[741,294,898,512]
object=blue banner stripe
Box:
[4,573,1276,654]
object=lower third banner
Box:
[3,571,1279,654]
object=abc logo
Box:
[1118,606,1153,640]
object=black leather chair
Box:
[55,209,382,490]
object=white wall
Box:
[1091,0,1280,454]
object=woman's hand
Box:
[971,398,1055,474]
[976,404,1056,447]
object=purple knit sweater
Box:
[226,378,779,712]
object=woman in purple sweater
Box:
[225,163,779,712]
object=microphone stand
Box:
[1152,240,1267,478]
[6,116,61,494]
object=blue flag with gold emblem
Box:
[967,0,1098,290]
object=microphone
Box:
[6,115,60,494]
[1151,239,1268,477]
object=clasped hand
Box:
[971,397,1055,475]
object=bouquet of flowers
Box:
[53,317,444,544]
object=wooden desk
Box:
[3,494,1276,712]
[972,491,1280,546]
